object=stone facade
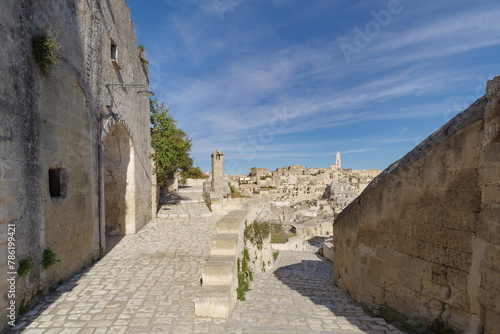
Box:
[333,76,500,334]
[0,0,152,330]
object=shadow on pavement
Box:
[272,252,393,334]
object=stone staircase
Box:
[194,210,249,317]
[157,186,212,218]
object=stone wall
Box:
[333,76,500,334]
[0,0,152,330]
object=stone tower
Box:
[211,149,224,193]
[336,150,341,168]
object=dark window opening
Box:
[49,169,61,197]
[111,41,117,60]
[49,167,68,198]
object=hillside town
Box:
[225,151,382,244]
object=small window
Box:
[49,167,68,198]
[111,40,117,60]
[326,231,329,236]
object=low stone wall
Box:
[215,198,272,224]
[322,240,334,263]
[271,236,306,252]
[333,76,500,334]
[195,198,272,317]
[185,178,206,187]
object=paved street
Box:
[10,187,402,334]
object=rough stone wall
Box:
[333,76,500,334]
[0,0,152,330]
[99,0,153,235]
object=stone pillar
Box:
[211,149,224,193]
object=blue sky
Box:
[127,0,500,174]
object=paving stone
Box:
[9,186,405,334]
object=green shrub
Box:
[138,44,145,52]
[18,257,34,276]
[244,221,271,250]
[42,248,61,269]
[236,248,253,301]
[31,32,59,78]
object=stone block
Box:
[484,244,500,271]
[481,184,500,205]
[477,206,500,246]
[446,168,479,190]
[445,189,482,213]
[421,278,450,301]
[416,240,446,264]
[448,307,471,332]
[364,266,382,287]
[397,269,422,292]
[400,189,423,206]
[483,141,500,163]
[377,247,410,269]
[447,268,468,288]
[477,286,496,313]
[202,256,235,286]
[485,308,500,334]
[431,263,448,286]
[210,234,238,256]
[479,267,500,295]
[445,229,473,253]
[412,223,446,245]
[448,286,470,310]
[442,208,477,232]
[479,163,500,185]
[445,248,472,272]
[410,256,433,280]
[423,158,449,187]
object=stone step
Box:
[194,285,232,318]
[216,218,242,235]
[225,210,249,218]
[202,256,235,286]
[210,234,238,256]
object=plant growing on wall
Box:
[237,248,252,301]
[18,257,34,276]
[42,248,61,269]
[244,221,271,250]
[149,98,193,186]
[31,31,60,78]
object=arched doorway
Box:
[103,123,135,236]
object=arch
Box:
[103,122,136,235]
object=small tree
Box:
[149,99,192,186]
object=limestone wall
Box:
[333,76,500,334]
[0,0,152,330]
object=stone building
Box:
[0,0,154,330]
[333,76,500,334]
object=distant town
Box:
[222,151,383,244]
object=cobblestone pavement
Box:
[10,187,403,334]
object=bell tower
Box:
[336,150,341,168]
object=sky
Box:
[127,0,500,174]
